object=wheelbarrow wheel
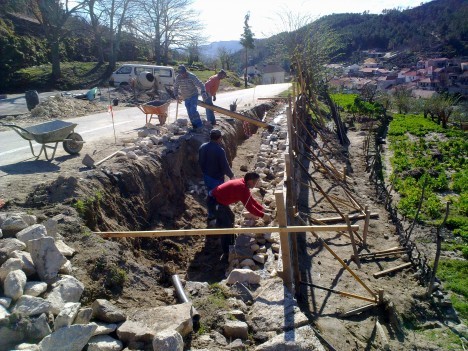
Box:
[63,132,83,154]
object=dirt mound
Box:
[30,95,107,119]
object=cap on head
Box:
[210,128,222,140]
[219,69,227,77]
[177,65,187,74]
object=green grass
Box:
[437,259,468,321]
[11,61,244,93]
[331,93,358,108]
[416,328,464,350]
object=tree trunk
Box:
[244,49,248,88]
[50,39,61,80]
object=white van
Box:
[109,64,175,89]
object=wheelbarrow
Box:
[0,120,84,161]
[137,100,171,125]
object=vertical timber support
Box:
[275,189,294,292]
[345,214,361,268]
[362,205,371,246]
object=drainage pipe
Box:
[171,274,200,325]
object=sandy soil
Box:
[0,99,461,350]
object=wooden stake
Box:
[345,215,361,268]
[373,262,412,278]
[362,205,371,245]
[275,189,293,292]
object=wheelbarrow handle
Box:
[0,122,31,135]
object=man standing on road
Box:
[204,69,228,125]
[199,129,234,222]
[174,65,208,131]
[210,172,270,254]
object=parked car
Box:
[109,64,175,90]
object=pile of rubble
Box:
[0,107,325,350]
[30,95,107,119]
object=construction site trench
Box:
[1,97,467,351]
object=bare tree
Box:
[217,47,234,70]
[86,0,106,64]
[100,0,133,71]
[131,0,204,65]
[30,0,86,80]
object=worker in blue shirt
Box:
[198,129,234,221]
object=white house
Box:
[260,64,286,84]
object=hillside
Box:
[230,0,467,72]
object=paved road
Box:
[0,90,90,116]
[0,83,290,166]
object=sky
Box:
[194,0,429,43]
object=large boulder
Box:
[27,237,67,283]
[39,324,97,351]
[4,269,27,300]
[117,303,193,344]
[87,335,123,351]
[249,279,308,334]
[54,302,81,330]
[13,296,52,316]
[226,269,261,285]
[255,325,325,351]
[45,275,84,315]
[0,257,23,281]
[152,329,184,351]
[92,299,127,323]
[16,224,47,244]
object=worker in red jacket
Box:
[210,172,268,254]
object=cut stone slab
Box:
[87,334,123,351]
[223,320,249,340]
[0,297,12,308]
[249,278,309,333]
[0,238,26,257]
[55,240,76,257]
[13,295,52,316]
[39,324,97,351]
[254,325,325,351]
[4,269,27,300]
[226,269,261,285]
[74,307,93,325]
[54,302,81,330]
[46,275,84,315]
[91,321,118,336]
[0,304,9,319]
[152,329,184,351]
[1,215,30,235]
[117,302,193,344]
[92,299,127,323]
[15,224,47,244]
[27,237,67,283]
[24,281,48,297]
[10,251,36,276]
[0,257,23,281]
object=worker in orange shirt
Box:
[204,69,228,125]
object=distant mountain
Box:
[199,40,243,59]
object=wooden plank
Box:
[97,224,359,238]
[312,212,379,223]
[275,189,293,292]
[340,303,377,317]
[197,100,273,130]
[362,205,371,245]
[373,263,412,278]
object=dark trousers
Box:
[216,203,235,254]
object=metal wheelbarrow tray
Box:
[0,120,84,161]
[137,100,171,125]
